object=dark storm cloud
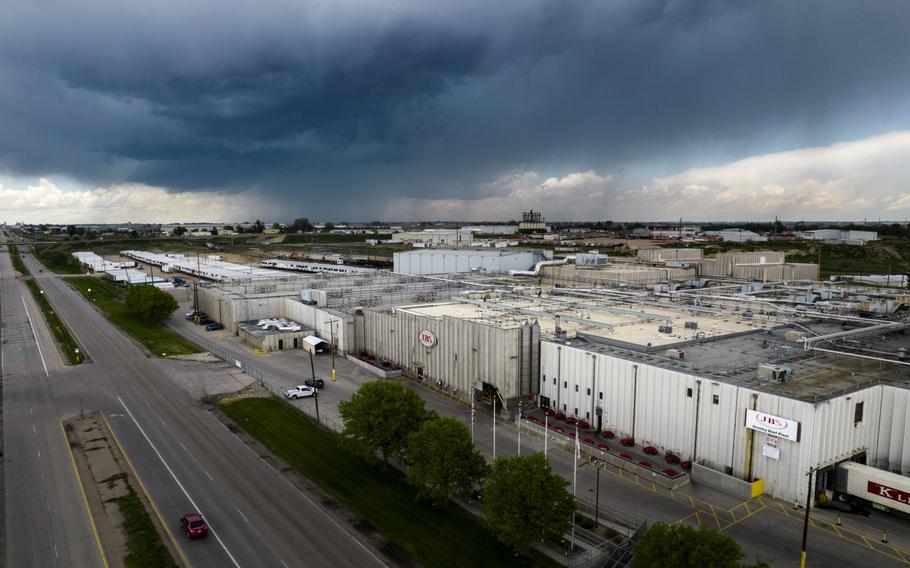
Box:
[1,0,909,218]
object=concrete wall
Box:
[692,462,762,500]
[281,299,353,354]
[539,265,696,287]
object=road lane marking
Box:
[37,449,41,461]
[33,424,37,437]
[61,421,111,568]
[118,396,242,568]
[280,560,290,568]
[102,413,191,568]
[204,470,214,481]
[216,419,389,567]
[21,295,49,377]
[180,443,187,451]
[236,508,249,523]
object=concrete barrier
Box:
[691,462,764,500]
[347,355,402,378]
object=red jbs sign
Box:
[868,481,910,506]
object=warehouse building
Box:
[389,229,474,247]
[394,248,551,276]
[537,292,910,509]
[796,229,878,244]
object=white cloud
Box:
[619,131,910,220]
[381,169,614,220]
[0,179,278,224]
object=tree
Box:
[251,219,265,233]
[211,226,219,235]
[322,222,336,233]
[222,225,235,232]
[125,285,179,322]
[338,381,427,465]
[482,453,574,551]
[405,417,487,503]
[635,523,769,568]
[290,217,313,233]
[172,226,187,236]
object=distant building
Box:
[389,229,473,247]
[796,229,877,245]
[461,225,519,235]
[393,248,551,275]
[519,210,548,232]
[703,228,767,242]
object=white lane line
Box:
[204,470,214,481]
[118,396,242,568]
[21,295,49,378]
[37,449,41,461]
[236,508,249,523]
[33,424,37,437]
[216,420,388,567]
[280,560,289,568]
[180,443,187,451]
[54,544,58,559]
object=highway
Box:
[2,232,389,568]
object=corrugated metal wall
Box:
[363,309,538,403]
[539,341,910,504]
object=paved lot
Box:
[169,299,910,568]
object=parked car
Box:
[196,316,212,325]
[284,385,316,399]
[180,513,209,539]
[184,309,198,320]
[205,322,224,331]
[304,378,325,389]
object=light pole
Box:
[801,467,815,568]
[517,402,523,456]
[492,395,497,460]
[309,348,320,423]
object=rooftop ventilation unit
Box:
[757,363,792,383]
[665,349,684,360]
[658,324,673,334]
[684,321,698,329]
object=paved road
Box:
[1,237,103,568]
[3,234,388,568]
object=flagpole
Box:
[492,396,497,460]
[571,424,579,553]
[471,397,475,443]
[517,403,522,456]
[544,413,548,458]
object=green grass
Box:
[219,397,556,568]
[8,243,30,275]
[24,278,84,364]
[32,243,84,274]
[68,277,202,356]
[116,487,178,568]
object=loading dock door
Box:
[278,339,284,350]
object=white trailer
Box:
[835,462,910,515]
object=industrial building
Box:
[796,229,878,244]
[394,248,552,276]
[122,250,299,283]
[518,210,548,232]
[72,251,168,287]
[260,258,376,275]
[389,229,473,247]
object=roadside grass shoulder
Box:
[23,278,84,364]
[8,243,30,275]
[219,397,557,568]
[68,277,202,356]
[32,243,84,274]
[116,487,178,568]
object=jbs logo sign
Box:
[418,330,437,348]
[868,482,910,506]
[745,409,800,442]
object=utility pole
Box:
[594,462,601,527]
[544,413,548,458]
[801,468,814,568]
[309,349,320,423]
[492,395,497,460]
[329,319,338,382]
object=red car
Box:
[180,513,209,539]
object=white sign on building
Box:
[763,437,780,460]
[745,409,800,442]
[418,330,438,348]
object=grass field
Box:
[663,239,910,280]
[68,277,202,356]
[32,243,84,274]
[116,487,178,568]
[219,397,557,568]
[8,243,30,275]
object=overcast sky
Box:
[2,0,910,223]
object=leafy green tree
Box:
[635,523,769,568]
[172,226,187,236]
[125,285,179,322]
[405,417,487,503]
[251,219,265,233]
[482,453,574,551]
[290,217,313,233]
[338,381,427,466]
[322,222,336,233]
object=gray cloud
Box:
[1,0,909,219]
